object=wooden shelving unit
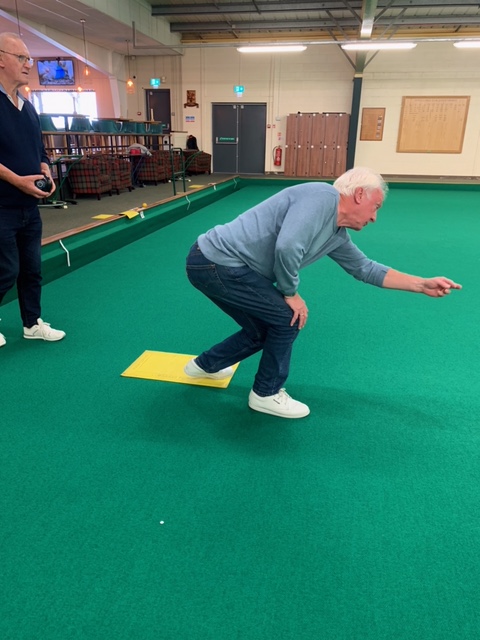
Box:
[42,132,172,158]
[41,113,170,158]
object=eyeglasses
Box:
[0,50,34,65]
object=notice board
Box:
[397,96,470,153]
[360,107,385,141]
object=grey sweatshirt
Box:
[197,182,389,296]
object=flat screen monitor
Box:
[37,58,75,86]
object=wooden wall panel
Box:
[310,114,326,177]
[322,113,339,177]
[335,113,350,177]
[296,114,313,177]
[285,113,297,146]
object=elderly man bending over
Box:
[184,167,461,419]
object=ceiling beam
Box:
[153,0,480,16]
[153,2,362,16]
[360,0,378,38]
[170,15,480,33]
[351,0,379,74]
[171,20,356,32]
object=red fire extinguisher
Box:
[274,146,282,166]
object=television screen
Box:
[37,59,75,86]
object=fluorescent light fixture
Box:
[341,42,417,51]
[453,41,480,48]
[237,45,307,53]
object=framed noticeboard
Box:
[360,107,385,141]
[397,96,470,153]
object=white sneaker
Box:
[184,358,234,380]
[0,332,5,348]
[248,388,310,419]
[23,318,65,342]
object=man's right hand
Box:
[284,292,309,329]
[15,174,51,198]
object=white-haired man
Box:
[185,167,461,418]
[0,32,65,348]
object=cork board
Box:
[360,108,385,141]
[397,96,470,153]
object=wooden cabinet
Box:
[284,112,349,178]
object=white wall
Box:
[115,46,353,167]
[167,45,353,171]
[126,54,182,124]
[177,42,480,175]
[356,42,480,176]
[30,36,480,177]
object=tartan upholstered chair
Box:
[156,150,182,181]
[183,150,212,175]
[111,157,133,194]
[136,150,167,185]
[67,157,113,200]
[91,155,133,194]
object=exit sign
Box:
[150,78,161,87]
[233,85,244,93]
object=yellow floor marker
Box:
[121,351,238,388]
[121,210,141,219]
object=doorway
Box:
[212,103,266,174]
[146,89,171,132]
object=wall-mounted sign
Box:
[150,78,161,87]
[184,90,199,108]
[234,85,245,94]
[216,136,238,144]
[360,107,385,141]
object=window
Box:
[30,90,98,128]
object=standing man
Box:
[0,32,65,348]
[184,167,461,419]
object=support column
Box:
[346,75,362,170]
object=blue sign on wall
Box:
[150,78,161,87]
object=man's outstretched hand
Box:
[421,277,462,298]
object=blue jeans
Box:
[185,242,300,397]
[0,205,42,327]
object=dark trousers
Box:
[0,205,42,327]
[186,243,300,397]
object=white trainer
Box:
[0,332,5,348]
[248,388,310,419]
[184,358,234,380]
[23,318,66,342]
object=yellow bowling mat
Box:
[121,351,238,388]
[121,209,141,219]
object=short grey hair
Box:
[0,31,23,42]
[333,167,388,198]
[0,32,25,46]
